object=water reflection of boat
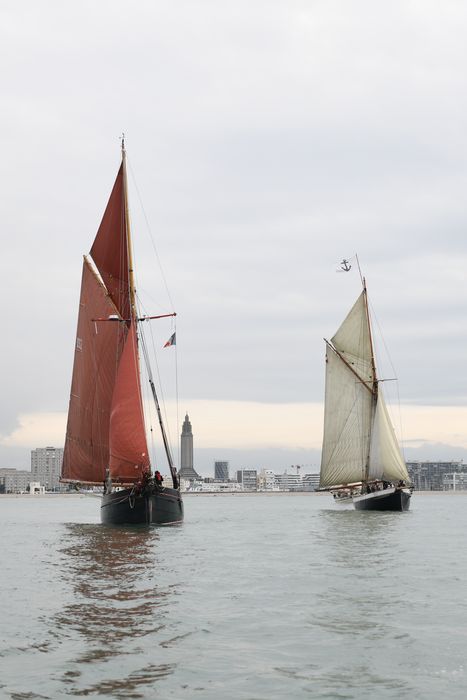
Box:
[313,513,407,649]
[53,524,178,695]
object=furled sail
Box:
[319,290,375,488]
[368,393,410,483]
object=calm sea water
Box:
[0,493,466,699]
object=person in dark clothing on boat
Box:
[103,469,112,495]
[154,470,164,487]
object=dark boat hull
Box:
[101,486,184,525]
[353,487,411,512]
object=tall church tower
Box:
[179,414,200,479]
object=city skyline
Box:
[3,3,467,470]
[3,456,466,493]
[5,397,467,475]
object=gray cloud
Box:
[2,1,467,463]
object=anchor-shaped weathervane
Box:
[339,259,352,272]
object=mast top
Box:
[119,132,136,319]
[355,253,364,286]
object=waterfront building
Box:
[302,473,320,491]
[31,446,63,491]
[258,469,279,491]
[215,461,229,481]
[236,469,258,491]
[275,471,303,491]
[186,480,242,493]
[0,468,32,494]
[30,482,46,495]
[179,414,200,480]
[442,472,467,491]
[407,461,467,491]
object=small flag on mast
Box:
[163,332,176,348]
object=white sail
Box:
[320,289,376,488]
[320,285,411,490]
[320,347,374,487]
[368,393,410,483]
[331,291,374,387]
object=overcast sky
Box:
[3,0,467,475]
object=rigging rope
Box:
[368,299,406,461]
[142,305,175,456]
[127,156,176,311]
[139,320,176,475]
[174,320,180,468]
[125,155,180,478]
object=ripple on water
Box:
[1,494,467,699]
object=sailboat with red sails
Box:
[61,141,184,525]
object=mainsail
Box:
[62,159,149,485]
[108,321,150,481]
[320,287,409,488]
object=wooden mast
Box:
[120,137,179,489]
[121,136,137,320]
[362,278,378,483]
[363,279,378,394]
[121,136,149,479]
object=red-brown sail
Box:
[108,321,150,482]
[63,153,155,488]
[90,164,131,321]
[62,259,127,483]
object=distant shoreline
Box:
[181,490,467,496]
[1,490,467,498]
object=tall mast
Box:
[362,278,378,482]
[121,137,149,479]
[362,278,377,392]
[120,138,179,489]
[121,137,137,320]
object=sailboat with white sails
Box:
[319,276,412,511]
